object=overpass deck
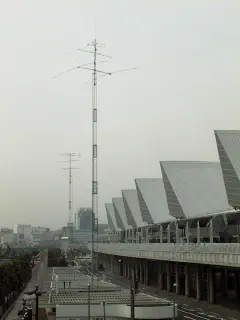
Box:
[91,242,240,267]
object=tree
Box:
[0,254,32,315]
[58,256,68,267]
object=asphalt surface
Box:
[100,270,240,320]
[5,271,37,320]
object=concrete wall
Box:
[56,303,177,319]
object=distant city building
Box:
[0,233,14,246]
[13,224,31,236]
[31,226,52,245]
[68,208,108,246]
[13,224,32,246]
[0,228,13,234]
[0,228,14,246]
[74,208,92,231]
[12,224,52,247]
[72,230,92,246]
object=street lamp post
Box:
[172,283,177,320]
[101,301,106,320]
[23,286,46,320]
[88,283,90,320]
[172,302,176,320]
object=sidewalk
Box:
[106,273,240,320]
[5,263,41,320]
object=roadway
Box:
[99,269,240,320]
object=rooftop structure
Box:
[160,161,232,219]
[215,130,240,209]
[112,197,129,230]
[122,189,143,227]
[39,266,176,319]
[135,178,170,224]
[105,203,118,231]
[48,289,168,304]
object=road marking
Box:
[179,308,225,320]
[180,307,195,312]
[184,316,197,320]
[208,312,220,316]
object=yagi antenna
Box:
[53,38,137,284]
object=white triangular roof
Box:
[215,130,240,207]
[105,203,118,231]
[160,161,231,219]
[112,197,129,230]
[135,178,170,223]
[122,189,143,227]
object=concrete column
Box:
[175,263,180,294]
[139,261,143,284]
[197,221,200,244]
[185,264,190,297]
[145,262,149,285]
[146,227,149,243]
[235,271,240,301]
[123,262,127,277]
[110,256,113,273]
[196,265,200,301]
[167,262,171,292]
[159,263,164,290]
[176,223,180,244]
[185,222,189,243]
[208,267,215,304]
[167,225,171,244]
[160,225,163,243]
[209,219,213,243]
[135,260,139,280]
[128,263,131,279]
[221,270,228,297]
[117,260,120,276]
[112,259,115,273]
[141,227,144,243]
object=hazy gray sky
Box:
[1,0,240,229]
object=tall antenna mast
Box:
[59,152,80,225]
[68,152,73,224]
[92,39,99,279]
[53,39,136,283]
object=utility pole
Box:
[130,267,135,320]
[59,153,80,225]
[54,39,136,283]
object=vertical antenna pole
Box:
[92,39,98,281]
[69,153,72,223]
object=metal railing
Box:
[89,242,240,267]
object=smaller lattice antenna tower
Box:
[58,153,80,225]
